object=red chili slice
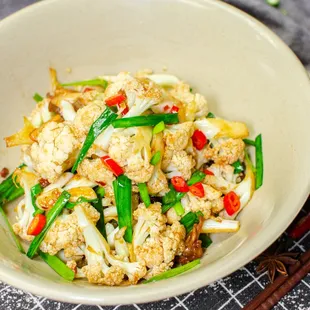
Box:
[101,155,124,176]
[83,87,93,93]
[170,105,179,113]
[189,182,205,198]
[223,191,241,216]
[171,176,189,193]
[105,94,126,107]
[204,169,214,176]
[192,130,208,150]
[164,105,170,111]
[27,214,46,236]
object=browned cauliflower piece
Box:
[164,150,195,181]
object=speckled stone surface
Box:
[0,1,309,309]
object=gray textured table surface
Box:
[0,1,309,309]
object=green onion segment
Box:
[206,112,215,118]
[112,113,179,128]
[144,259,200,283]
[61,78,108,89]
[180,211,203,234]
[187,171,206,186]
[27,191,71,258]
[31,184,44,216]
[199,234,212,248]
[114,175,133,243]
[231,160,244,174]
[255,134,264,189]
[92,187,106,239]
[173,201,185,216]
[72,108,117,173]
[138,183,151,208]
[243,139,256,146]
[153,121,165,134]
[38,251,75,281]
[33,93,44,103]
[150,151,161,166]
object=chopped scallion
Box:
[199,234,212,248]
[61,78,108,89]
[144,259,200,283]
[187,171,206,186]
[150,151,161,166]
[206,112,215,118]
[243,139,256,146]
[112,113,179,128]
[231,160,244,174]
[173,201,185,216]
[138,183,151,208]
[33,93,44,103]
[255,134,263,189]
[92,187,106,239]
[153,121,165,134]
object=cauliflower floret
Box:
[108,127,154,183]
[181,184,222,220]
[77,157,115,193]
[73,102,105,139]
[169,82,209,120]
[29,121,79,182]
[205,138,245,165]
[164,150,195,181]
[204,164,238,194]
[163,122,194,153]
[40,203,99,257]
[133,203,185,275]
[104,72,163,118]
[75,204,146,285]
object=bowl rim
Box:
[0,0,309,305]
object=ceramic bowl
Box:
[0,0,309,305]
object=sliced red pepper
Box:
[289,213,310,239]
[164,105,170,112]
[171,176,189,193]
[105,94,126,107]
[204,169,214,176]
[101,155,124,176]
[27,214,46,236]
[189,182,205,198]
[223,191,240,216]
[170,105,179,113]
[121,105,129,115]
[192,130,208,150]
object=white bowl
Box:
[0,0,309,305]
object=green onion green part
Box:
[114,175,133,243]
[138,183,151,208]
[265,0,280,7]
[243,139,256,146]
[231,160,244,174]
[187,171,206,186]
[33,93,44,103]
[71,108,117,173]
[199,234,212,248]
[255,134,264,189]
[112,113,179,128]
[31,184,44,216]
[180,211,203,234]
[153,121,165,135]
[38,251,75,281]
[0,204,25,253]
[162,184,185,213]
[61,78,108,89]
[92,187,106,239]
[206,112,215,118]
[173,201,185,216]
[27,191,71,258]
[6,187,24,203]
[144,259,200,283]
[150,151,161,166]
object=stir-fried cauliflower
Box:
[109,127,154,183]
[133,203,185,277]
[205,138,245,165]
[40,203,99,257]
[28,121,80,182]
[4,69,259,287]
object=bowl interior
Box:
[0,0,309,305]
